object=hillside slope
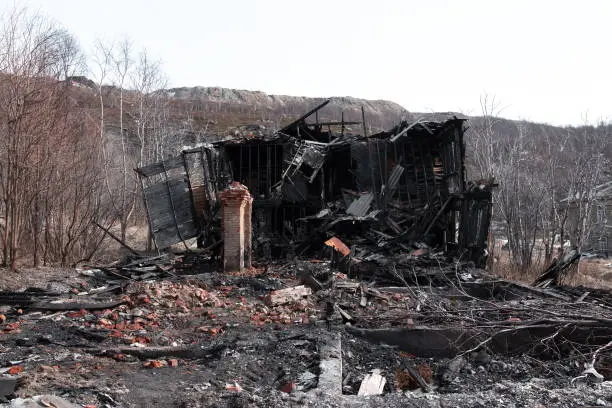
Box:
[163,86,410,133]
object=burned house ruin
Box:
[136,100,494,269]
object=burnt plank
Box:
[137,156,185,177]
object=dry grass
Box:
[2,223,152,270]
[490,251,612,290]
[93,223,153,263]
[568,259,612,289]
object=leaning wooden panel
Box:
[138,156,199,249]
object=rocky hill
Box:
[163,86,413,133]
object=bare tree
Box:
[563,123,611,251]
[110,39,137,242]
[89,41,171,246]
[469,94,612,277]
[130,49,168,166]
[0,8,65,268]
[0,7,110,269]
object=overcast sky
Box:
[7,0,612,126]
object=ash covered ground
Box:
[1,256,611,408]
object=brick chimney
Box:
[219,182,253,273]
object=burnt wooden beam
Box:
[280,99,331,132]
[93,222,140,256]
[31,299,125,311]
[306,121,361,127]
[423,196,453,237]
[362,106,379,205]
[138,176,158,252]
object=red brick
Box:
[220,183,253,273]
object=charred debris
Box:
[136,99,495,284]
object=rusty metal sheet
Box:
[325,236,351,257]
[346,193,374,217]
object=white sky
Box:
[7,0,612,126]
